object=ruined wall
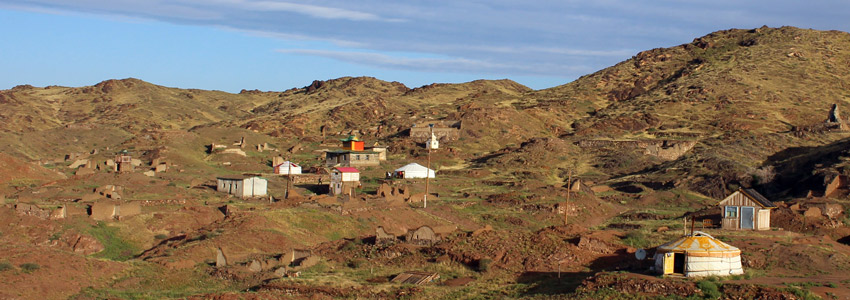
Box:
[577,139,697,160]
[409,121,461,141]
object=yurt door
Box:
[663,253,675,274]
[740,207,754,229]
[673,253,685,274]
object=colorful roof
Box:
[656,231,740,257]
[334,167,360,173]
[340,135,361,142]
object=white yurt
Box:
[653,231,744,277]
[273,161,302,175]
[393,163,435,179]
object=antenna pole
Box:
[565,169,572,225]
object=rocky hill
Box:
[4,26,850,300]
[2,26,850,196]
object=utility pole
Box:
[424,123,434,209]
[285,158,292,200]
[565,169,572,225]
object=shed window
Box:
[725,206,738,218]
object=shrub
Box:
[347,259,365,268]
[154,234,168,240]
[341,241,358,251]
[0,262,12,272]
[20,263,40,273]
[697,279,721,300]
[478,258,492,272]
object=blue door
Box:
[740,207,754,229]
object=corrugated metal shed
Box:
[391,271,440,285]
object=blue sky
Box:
[1,1,849,92]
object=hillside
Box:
[3,26,850,299]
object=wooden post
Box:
[565,170,572,225]
[424,124,434,209]
[691,216,696,235]
[558,261,562,279]
[285,160,292,199]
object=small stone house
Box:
[330,167,360,196]
[216,176,268,198]
[365,143,388,161]
[115,152,134,173]
[325,150,380,167]
[719,188,776,230]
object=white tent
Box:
[274,161,302,175]
[653,231,744,277]
[393,163,435,179]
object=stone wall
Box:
[577,139,697,160]
[409,121,461,141]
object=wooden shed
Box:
[718,188,776,230]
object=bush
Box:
[478,258,492,272]
[827,282,838,288]
[154,234,168,240]
[0,262,12,272]
[697,279,721,300]
[346,259,365,268]
[20,263,40,273]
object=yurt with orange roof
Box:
[653,231,743,277]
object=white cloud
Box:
[2,0,849,86]
[276,48,594,76]
[199,0,402,22]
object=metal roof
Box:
[391,271,439,285]
[740,188,777,208]
[339,135,361,142]
[334,167,360,173]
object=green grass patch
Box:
[73,262,236,299]
[87,222,141,261]
[19,263,40,273]
[0,262,13,272]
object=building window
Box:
[366,155,370,160]
[725,206,738,218]
[355,155,361,160]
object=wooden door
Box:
[663,253,675,274]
